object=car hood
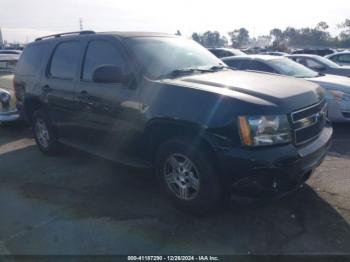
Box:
[307,74,350,93]
[161,70,324,113]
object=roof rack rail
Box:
[35,30,95,41]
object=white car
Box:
[223,55,350,122]
[326,51,350,66]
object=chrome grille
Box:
[291,100,327,146]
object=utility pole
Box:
[79,18,83,31]
[0,27,3,47]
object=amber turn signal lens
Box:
[238,116,252,146]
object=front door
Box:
[75,38,141,159]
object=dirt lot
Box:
[0,123,349,255]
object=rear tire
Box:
[155,137,223,215]
[32,109,59,156]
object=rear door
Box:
[41,40,83,139]
[75,38,141,157]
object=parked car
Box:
[15,31,332,213]
[208,47,246,58]
[0,73,20,123]
[223,55,350,122]
[0,50,22,55]
[259,51,288,56]
[326,51,350,66]
[287,54,350,77]
[291,48,334,56]
[0,54,19,74]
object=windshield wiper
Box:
[207,65,230,71]
[157,68,214,79]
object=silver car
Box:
[287,54,350,77]
[222,55,350,122]
[326,51,350,66]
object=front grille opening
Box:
[291,100,327,146]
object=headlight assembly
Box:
[329,90,350,101]
[0,91,11,104]
[238,115,291,146]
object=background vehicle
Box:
[0,54,19,74]
[0,73,19,123]
[291,48,335,56]
[259,51,288,56]
[15,31,332,213]
[223,55,350,122]
[0,50,22,55]
[326,51,350,66]
[208,47,246,58]
[287,54,350,77]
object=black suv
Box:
[15,31,332,213]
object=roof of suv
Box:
[34,30,176,42]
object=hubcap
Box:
[35,119,50,148]
[164,153,200,200]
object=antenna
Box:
[79,18,83,31]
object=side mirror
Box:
[92,65,129,84]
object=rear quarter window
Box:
[16,44,48,76]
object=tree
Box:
[338,19,350,40]
[191,31,227,47]
[192,32,201,43]
[228,28,250,48]
[316,21,329,31]
[270,28,284,44]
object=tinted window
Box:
[82,40,126,82]
[16,44,47,75]
[224,59,246,69]
[0,50,20,54]
[49,41,81,79]
[304,58,323,68]
[246,61,275,73]
[338,54,350,63]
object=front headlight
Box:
[329,90,350,101]
[0,92,11,104]
[238,115,291,146]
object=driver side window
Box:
[82,40,127,82]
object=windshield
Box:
[313,56,341,68]
[125,37,225,79]
[269,58,319,78]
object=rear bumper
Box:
[0,109,20,122]
[216,125,333,198]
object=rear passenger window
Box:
[82,40,126,82]
[49,41,81,79]
[246,61,275,73]
[225,59,245,69]
[338,54,350,63]
[17,44,47,76]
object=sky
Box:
[0,0,349,43]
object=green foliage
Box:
[228,28,250,48]
[191,31,228,47]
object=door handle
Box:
[42,85,52,92]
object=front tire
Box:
[155,138,223,214]
[32,109,59,155]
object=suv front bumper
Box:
[216,124,333,198]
